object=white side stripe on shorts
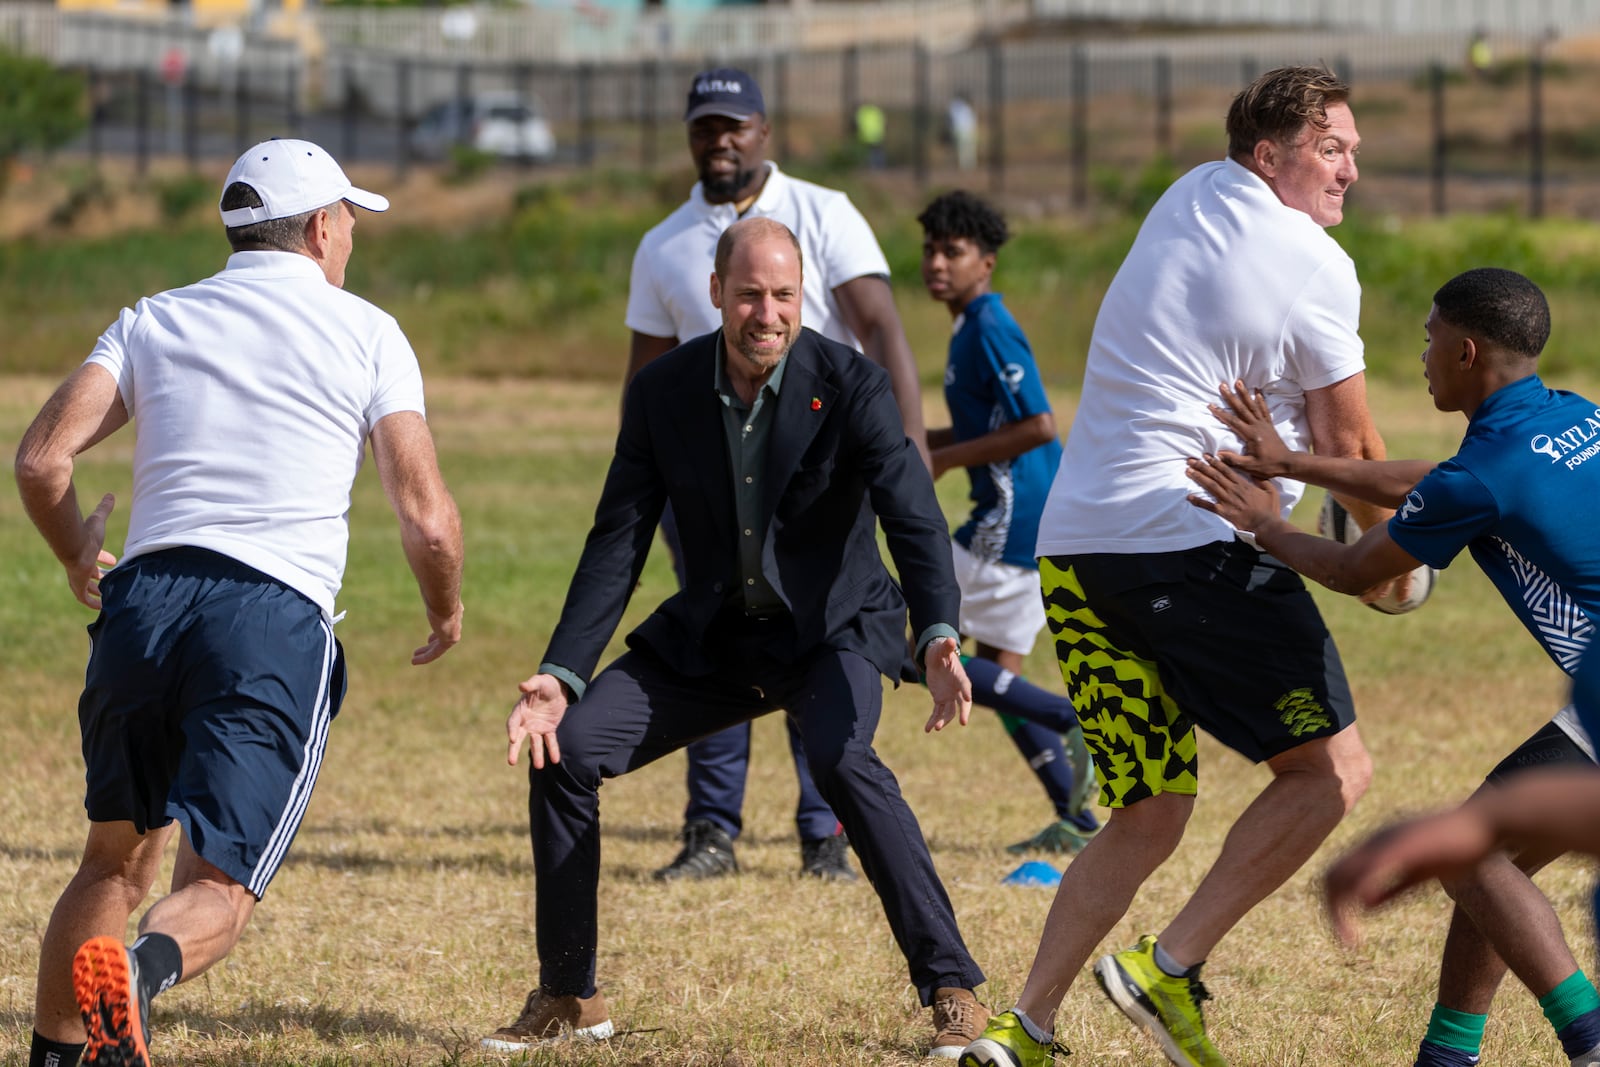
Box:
[248,616,337,897]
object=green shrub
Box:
[0,48,87,193]
[46,166,109,229]
[444,144,497,184]
[152,173,215,222]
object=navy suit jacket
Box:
[543,326,959,690]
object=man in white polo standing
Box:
[625,66,928,883]
[17,139,463,1067]
[962,65,1391,1067]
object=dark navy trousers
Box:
[659,503,839,841]
[527,640,984,1006]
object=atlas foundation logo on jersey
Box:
[1531,406,1600,469]
[1399,489,1425,522]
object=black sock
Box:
[29,1030,84,1067]
[129,932,183,1001]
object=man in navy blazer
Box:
[483,217,989,1058]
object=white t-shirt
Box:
[1036,159,1366,556]
[625,162,890,347]
[86,250,426,616]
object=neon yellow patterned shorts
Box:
[1039,556,1196,808]
[1039,542,1355,808]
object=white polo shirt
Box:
[1037,159,1366,556]
[625,162,890,347]
[86,250,426,616]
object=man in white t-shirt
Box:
[962,66,1392,1067]
[16,139,464,1067]
[625,67,928,884]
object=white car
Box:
[411,94,556,162]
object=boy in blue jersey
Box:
[1187,268,1600,1067]
[918,190,1099,853]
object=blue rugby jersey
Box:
[944,293,1062,570]
[1388,375,1600,676]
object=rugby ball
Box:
[1317,492,1437,615]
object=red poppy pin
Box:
[810,397,822,411]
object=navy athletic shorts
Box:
[80,546,347,899]
[1485,713,1595,784]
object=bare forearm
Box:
[1283,452,1436,510]
[932,415,1053,475]
[16,453,91,567]
[864,328,929,455]
[1304,373,1399,534]
[16,366,122,569]
[401,503,464,619]
[1468,768,1600,856]
[1252,518,1375,595]
[833,276,929,467]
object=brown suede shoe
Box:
[930,986,989,1058]
[480,988,614,1050]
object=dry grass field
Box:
[0,374,1594,1066]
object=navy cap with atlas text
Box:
[684,67,765,123]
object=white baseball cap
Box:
[219,138,389,226]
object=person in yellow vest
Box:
[855,102,886,169]
[1468,28,1493,80]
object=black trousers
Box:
[528,638,984,1005]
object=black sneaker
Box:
[799,831,857,881]
[653,818,738,881]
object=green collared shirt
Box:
[539,337,960,702]
[715,337,788,616]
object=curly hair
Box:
[1433,268,1550,359]
[1225,65,1350,161]
[916,190,1009,254]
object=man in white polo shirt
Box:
[625,67,928,884]
[962,66,1393,1067]
[16,139,463,1067]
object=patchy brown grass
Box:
[0,375,1593,1066]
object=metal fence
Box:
[14,0,1600,71]
[1027,0,1600,36]
[12,4,1600,219]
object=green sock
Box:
[1424,1004,1487,1053]
[1540,970,1600,1032]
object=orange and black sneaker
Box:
[72,936,152,1067]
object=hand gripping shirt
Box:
[625,162,891,348]
[1388,375,1600,678]
[944,293,1061,570]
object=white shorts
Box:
[951,540,1047,655]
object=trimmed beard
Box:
[734,328,795,370]
[702,166,761,202]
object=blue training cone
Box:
[1002,860,1062,887]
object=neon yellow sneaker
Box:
[958,1010,1069,1067]
[1093,935,1226,1067]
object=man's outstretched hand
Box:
[506,673,570,768]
